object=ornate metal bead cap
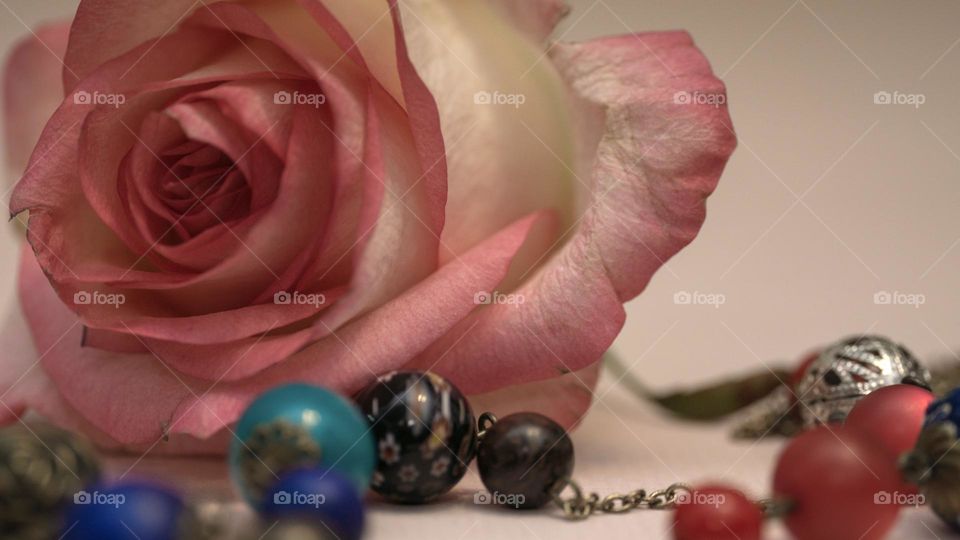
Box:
[0,423,100,540]
[796,335,931,426]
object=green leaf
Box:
[605,353,789,421]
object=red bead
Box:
[845,384,934,459]
[773,426,902,540]
[673,485,763,540]
[845,384,933,497]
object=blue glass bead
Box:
[230,383,375,505]
[924,387,960,429]
[61,481,184,540]
[262,467,365,540]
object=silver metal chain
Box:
[476,413,749,522]
[551,478,693,520]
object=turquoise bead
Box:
[229,383,374,504]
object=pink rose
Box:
[2,0,734,452]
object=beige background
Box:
[1,1,958,539]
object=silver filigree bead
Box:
[0,423,100,539]
[797,335,931,426]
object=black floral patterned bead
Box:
[476,412,574,509]
[354,371,476,503]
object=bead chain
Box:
[551,479,692,520]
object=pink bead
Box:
[773,426,902,540]
[673,485,763,540]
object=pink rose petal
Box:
[470,362,601,430]
[3,21,70,177]
[488,0,570,43]
[17,212,554,444]
[63,0,201,90]
[411,31,736,421]
[397,0,581,266]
